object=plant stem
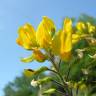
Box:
[49,57,66,85]
[49,57,70,95]
[49,57,58,71]
[48,68,68,88]
[56,89,67,96]
[66,62,72,81]
[51,79,65,89]
[87,59,96,69]
[66,58,76,81]
[48,52,71,95]
[58,59,61,71]
[76,87,79,96]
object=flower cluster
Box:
[16,16,96,96]
[17,16,96,62]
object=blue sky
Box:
[0,0,96,95]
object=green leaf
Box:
[35,66,49,74]
[24,67,49,77]
[38,77,52,84]
[24,69,35,77]
[42,88,56,95]
[21,54,34,63]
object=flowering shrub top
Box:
[16,16,96,96]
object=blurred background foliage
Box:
[3,14,96,96]
[3,74,39,96]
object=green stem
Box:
[49,57,66,85]
[48,68,68,88]
[49,57,70,95]
[66,58,76,81]
[47,68,61,80]
[66,62,72,81]
[71,89,73,96]
[56,89,67,96]
[76,87,79,96]
[58,59,61,72]
[48,52,71,95]
[48,68,67,86]
[51,79,65,89]
[49,57,58,72]
[87,59,96,69]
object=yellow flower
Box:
[61,18,72,52]
[72,34,81,44]
[76,22,86,32]
[87,22,95,33]
[60,18,72,60]
[52,18,72,61]
[33,49,47,62]
[36,16,56,49]
[52,30,62,55]
[16,23,37,50]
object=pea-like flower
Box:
[16,23,37,50]
[16,16,55,62]
[17,16,56,50]
[52,18,72,60]
[36,16,56,49]
[87,22,96,33]
[17,17,88,62]
[76,22,86,32]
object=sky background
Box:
[0,0,96,95]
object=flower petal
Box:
[52,30,61,55]
[33,49,47,62]
[36,16,56,48]
[17,23,37,49]
[61,18,72,53]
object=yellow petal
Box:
[63,17,72,32]
[18,27,32,49]
[42,16,56,34]
[16,37,23,46]
[52,30,61,55]
[60,18,72,60]
[52,18,72,61]
[33,49,46,62]
[61,18,72,53]
[36,16,56,48]
[87,22,95,33]
[76,22,86,31]
[17,23,37,49]
[60,52,71,61]
[72,34,81,44]
[23,23,36,45]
